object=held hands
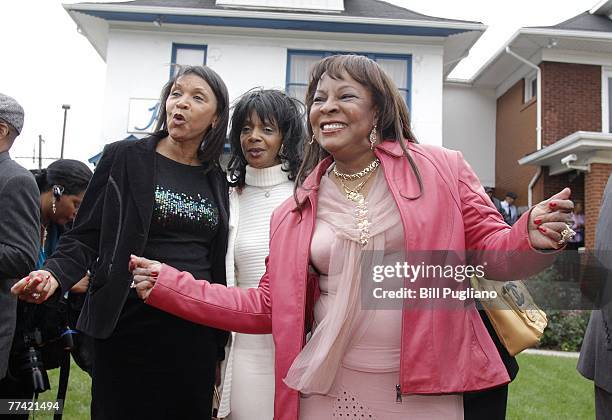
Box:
[11,270,60,303]
[129,255,162,300]
[528,188,575,250]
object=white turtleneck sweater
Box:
[219,163,293,419]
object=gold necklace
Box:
[338,170,375,203]
[333,158,380,181]
[337,171,376,246]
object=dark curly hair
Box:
[227,88,305,188]
[154,65,230,170]
[31,159,92,195]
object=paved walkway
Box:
[523,348,580,358]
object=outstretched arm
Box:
[456,153,573,279]
[130,256,272,334]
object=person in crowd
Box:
[0,93,39,385]
[218,88,305,418]
[12,65,230,420]
[567,201,584,250]
[578,175,612,420]
[500,191,519,225]
[129,54,573,420]
[485,186,504,216]
[30,159,93,270]
[563,200,585,282]
[0,159,93,409]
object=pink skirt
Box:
[299,366,463,420]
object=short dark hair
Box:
[154,65,230,168]
[31,159,93,195]
[227,89,305,188]
[506,192,517,199]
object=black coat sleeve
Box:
[44,143,118,293]
[0,173,39,279]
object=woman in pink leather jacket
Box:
[131,55,574,420]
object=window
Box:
[286,50,412,108]
[604,68,612,133]
[524,73,537,103]
[170,43,207,78]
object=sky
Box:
[0,0,599,169]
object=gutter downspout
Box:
[526,167,542,207]
[505,46,542,150]
[506,46,542,207]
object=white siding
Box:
[100,28,445,147]
[442,84,496,187]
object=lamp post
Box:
[60,104,70,159]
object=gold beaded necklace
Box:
[332,163,379,246]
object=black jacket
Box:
[45,136,229,355]
[0,152,39,378]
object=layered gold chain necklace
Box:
[332,158,380,182]
[332,158,380,246]
[333,158,380,203]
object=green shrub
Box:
[539,310,591,352]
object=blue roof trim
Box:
[81,10,467,36]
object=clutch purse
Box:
[470,277,548,356]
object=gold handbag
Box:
[470,277,548,356]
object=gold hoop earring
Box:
[309,134,316,145]
[369,124,378,150]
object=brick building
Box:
[467,1,612,248]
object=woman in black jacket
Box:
[13,65,231,420]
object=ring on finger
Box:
[31,292,41,299]
[558,226,576,245]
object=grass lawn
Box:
[32,353,593,419]
[507,353,595,420]
[35,360,91,419]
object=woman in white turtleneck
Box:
[219,89,305,419]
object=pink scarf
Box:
[284,171,400,395]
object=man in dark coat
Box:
[485,186,505,216]
[578,174,612,419]
[0,93,39,381]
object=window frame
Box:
[170,43,208,79]
[285,50,412,109]
[524,72,537,103]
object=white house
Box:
[65,0,485,155]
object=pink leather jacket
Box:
[146,140,551,419]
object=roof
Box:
[66,0,486,76]
[531,11,612,33]
[468,8,612,90]
[518,131,612,175]
[76,0,481,24]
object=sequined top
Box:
[142,153,219,282]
